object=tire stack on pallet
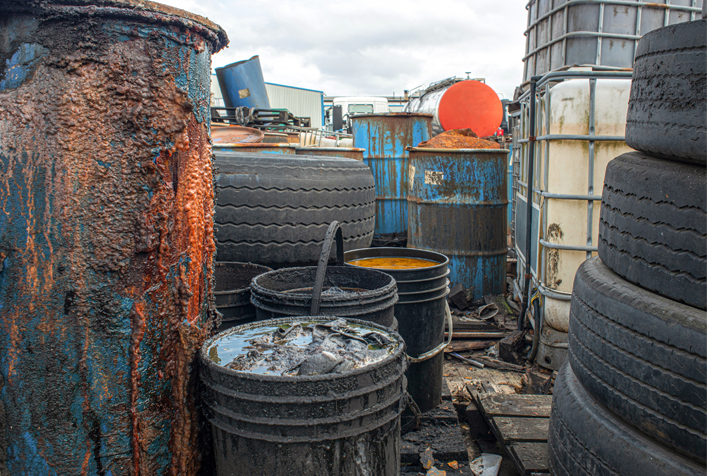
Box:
[548,19,707,476]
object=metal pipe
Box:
[519,76,540,331]
[527,297,543,361]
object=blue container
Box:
[216,55,271,109]
[351,114,432,237]
[0,3,226,474]
[408,148,508,299]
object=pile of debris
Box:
[417,129,501,149]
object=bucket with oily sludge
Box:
[250,222,399,329]
[345,247,451,413]
[214,262,272,331]
[200,316,407,476]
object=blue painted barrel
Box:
[0,3,226,475]
[216,55,271,109]
[352,114,433,238]
[408,148,508,299]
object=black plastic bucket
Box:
[214,262,272,331]
[250,266,399,328]
[200,316,407,475]
[345,247,450,413]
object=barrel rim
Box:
[214,152,367,168]
[213,143,299,149]
[350,113,434,119]
[2,0,229,52]
[407,147,510,154]
[200,316,405,383]
[296,147,365,152]
[344,246,450,273]
[250,266,398,302]
[214,261,273,296]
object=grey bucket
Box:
[214,262,272,331]
[200,316,407,475]
[250,222,399,328]
[345,247,450,413]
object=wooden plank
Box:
[444,340,494,353]
[444,331,507,339]
[448,320,502,331]
[492,416,549,443]
[508,442,550,474]
[479,393,552,418]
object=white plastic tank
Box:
[514,72,633,333]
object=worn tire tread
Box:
[625,19,707,164]
[548,364,704,476]
[214,154,375,265]
[569,257,707,463]
[599,152,707,309]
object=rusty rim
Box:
[1,0,229,52]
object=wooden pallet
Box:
[470,388,552,475]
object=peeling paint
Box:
[408,148,508,299]
[351,114,433,236]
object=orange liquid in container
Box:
[347,257,438,270]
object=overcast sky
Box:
[158,0,529,99]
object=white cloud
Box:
[158,0,528,98]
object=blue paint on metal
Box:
[351,114,432,236]
[0,8,222,474]
[0,43,47,91]
[408,148,508,299]
[215,55,271,109]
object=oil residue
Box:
[347,257,439,270]
[208,319,399,376]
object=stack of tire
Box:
[548,19,707,476]
[213,152,376,267]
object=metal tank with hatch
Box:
[351,113,433,239]
[404,79,503,136]
[408,148,508,299]
[522,0,703,83]
[0,1,227,474]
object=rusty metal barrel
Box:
[351,114,433,239]
[0,2,227,475]
[408,148,508,299]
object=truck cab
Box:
[326,97,389,131]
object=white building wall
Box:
[210,74,226,108]
[265,83,324,129]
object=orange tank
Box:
[404,80,503,137]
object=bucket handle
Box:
[406,301,453,363]
[310,221,345,316]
